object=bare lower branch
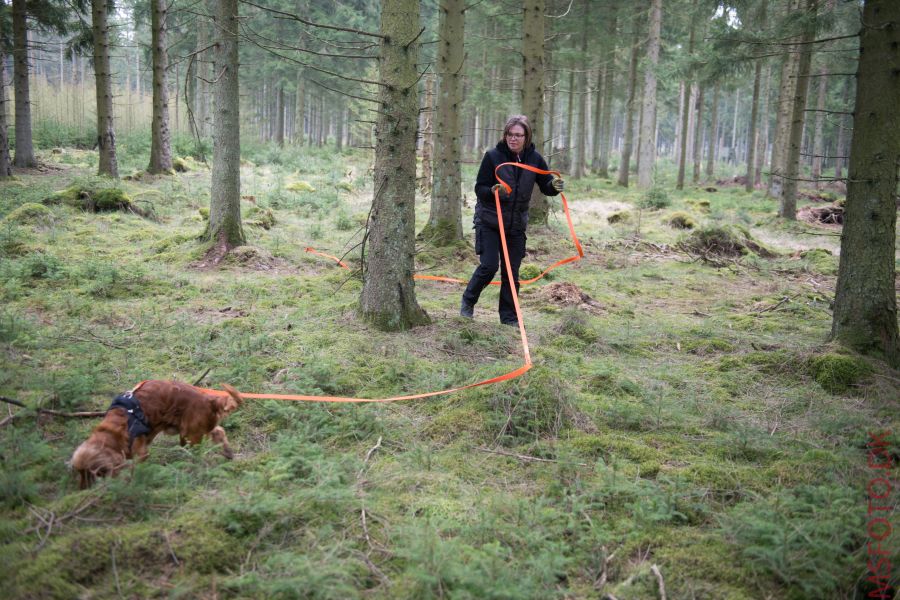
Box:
[0,396,105,418]
[239,0,384,38]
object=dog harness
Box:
[108,391,151,445]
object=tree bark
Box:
[423,0,465,244]
[745,2,767,191]
[810,66,827,187]
[692,83,704,184]
[831,0,899,366]
[617,2,642,188]
[147,0,172,174]
[420,72,434,195]
[12,0,35,167]
[522,0,549,224]
[595,4,616,178]
[275,83,285,147]
[572,0,590,179]
[204,0,245,249]
[779,0,817,219]
[637,0,661,188]
[92,0,118,178]
[754,61,772,185]
[833,78,850,180]
[676,0,697,190]
[706,80,719,177]
[768,0,802,197]
[360,0,429,331]
[0,39,12,178]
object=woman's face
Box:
[505,125,526,154]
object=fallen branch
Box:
[594,546,618,591]
[650,564,667,600]
[476,446,589,467]
[0,396,105,418]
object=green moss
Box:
[607,210,632,224]
[287,180,316,193]
[172,156,190,172]
[44,185,135,213]
[246,206,277,229]
[809,352,871,393]
[667,211,696,229]
[2,202,54,225]
[797,248,837,275]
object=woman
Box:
[461,115,564,326]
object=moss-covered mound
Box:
[679,225,776,259]
[809,352,872,394]
[43,186,150,218]
[246,206,276,230]
[667,211,696,229]
[607,210,631,224]
[2,202,54,225]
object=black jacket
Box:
[473,141,559,232]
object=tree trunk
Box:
[596,5,616,177]
[637,0,661,188]
[572,0,590,179]
[768,0,802,197]
[706,80,719,177]
[692,83,704,184]
[422,0,465,244]
[0,40,12,178]
[831,0,899,366]
[754,61,772,184]
[744,1,767,191]
[730,88,739,163]
[811,67,826,188]
[617,2,642,188]
[779,0,817,219]
[833,78,849,180]
[420,72,434,195]
[295,73,305,144]
[360,0,429,331]
[204,0,244,249]
[676,0,696,190]
[275,83,285,147]
[12,0,35,167]
[92,0,118,178]
[522,0,549,224]
[148,0,172,174]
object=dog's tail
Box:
[70,442,127,489]
[216,384,243,413]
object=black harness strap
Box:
[108,391,151,449]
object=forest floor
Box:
[0,143,897,599]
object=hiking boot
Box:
[460,299,474,318]
[501,320,519,327]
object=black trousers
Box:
[463,222,526,324]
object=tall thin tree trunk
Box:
[523,0,549,223]
[148,0,172,174]
[92,0,118,177]
[779,0,817,219]
[360,0,429,331]
[204,0,244,249]
[768,0,802,197]
[811,66,827,187]
[744,1,767,191]
[423,0,465,244]
[12,0,35,167]
[706,81,719,177]
[676,0,696,190]
[755,61,772,184]
[420,72,434,195]
[637,0,661,188]
[831,0,899,366]
[0,41,12,178]
[617,2,642,188]
[730,89,739,164]
[276,83,285,147]
[572,0,589,179]
[295,73,305,145]
[596,4,616,177]
[833,78,850,180]
[692,84,704,184]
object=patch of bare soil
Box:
[191,306,250,324]
[537,282,604,313]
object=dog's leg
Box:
[209,426,234,459]
[132,436,151,462]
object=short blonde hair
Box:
[501,115,533,148]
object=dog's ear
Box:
[218,384,243,413]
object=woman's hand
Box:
[491,184,510,198]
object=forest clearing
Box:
[1,0,898,598]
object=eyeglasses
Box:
[506,133,525,139]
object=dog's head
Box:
[70,409,130,489]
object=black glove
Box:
[551,177,565,192]
[491,184,510,199]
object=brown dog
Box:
[71,380,243,488]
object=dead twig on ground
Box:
[476,446,589,467]
[0,396,105,418]
[650,564,667,600]
[594,546,618,591]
